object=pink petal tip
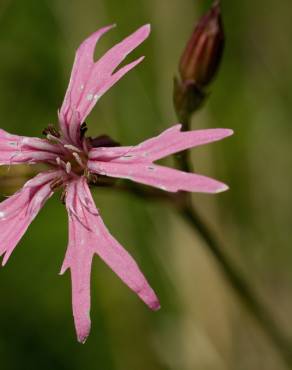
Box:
[215,183,229,193]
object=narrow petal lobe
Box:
[62,177,159,343]
[0,129,63,165]
[0,171,63,264]
[88,125,233,193]
[59,25,150,145]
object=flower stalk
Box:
[171,1,292,368]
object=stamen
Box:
[72,152,85,168]
[50,177,64,191]
[88,173,98,184]
[47,134,63,144]
[56,156,66,169]
[60,189,67,204]
[66,162,72,174]
[64,144,82,153]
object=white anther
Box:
[56,157,66,169]
[46,134,62,144]
[0,211,5,219]
[64,144,82,153]
[66,162,72,174]
[72,152,85,168]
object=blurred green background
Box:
[0,0,292,369]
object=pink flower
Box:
[0,24,233,342]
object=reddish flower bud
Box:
[179,0,224,88]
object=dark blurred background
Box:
[0,0,292,369]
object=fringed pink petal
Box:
[0,171,63,265]
[88,125,233,193]
[59,24,150,145]
[60,25,115,122]
[88,161,228,193]
[129,126,233,162]
[89,125,233,163]
[0,129,63,165]
[61,177,160,343]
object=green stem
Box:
[173,99,292,368]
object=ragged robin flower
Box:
[0,24,233,342]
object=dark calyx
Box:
[89,135,120,148]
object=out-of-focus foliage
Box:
[0,0,292,369]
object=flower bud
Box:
[179,0,224,88]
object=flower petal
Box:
[61,177,160,343]
[0,128,63,165]
[59,24,150,145]
[88,125,232,193]
[0,171,62,265]
[88,161,228,193]
[89,125,233,163]
[130,126,233,162]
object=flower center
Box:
[61,149,88,176]
[43,124,89,176]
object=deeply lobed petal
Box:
[59,24,150,145]
[88,161,228,193]
[0,128,63,165]
[89,125,233,163]
[61,177,160,343]
[0,171,63,265]
[88,125,233,193]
